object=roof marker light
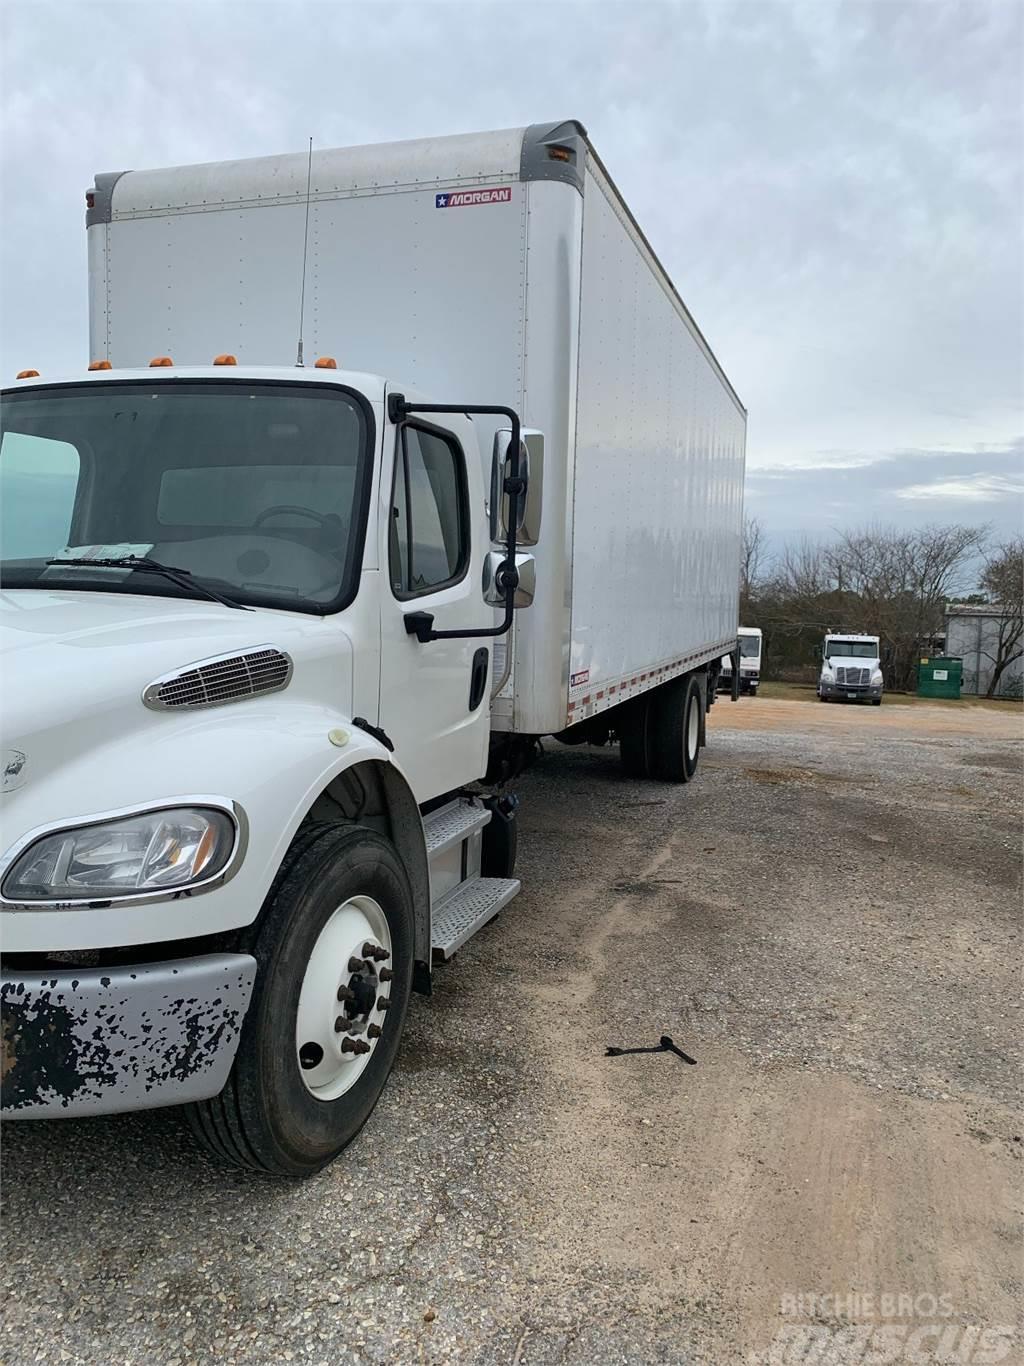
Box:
[213,354,237,366]
[548,145,572,162]
[88,360,112,371]
[314,356,338,369]
[149,356,174,368]
[16,370,40,379]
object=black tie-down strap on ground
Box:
[605,1034,697,1066]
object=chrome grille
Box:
[143,646,292,711]
[836,666,870,686]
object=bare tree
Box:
[747,522,988,688]
[978,537,1024,697]
[740,515,768,611]
[829,523,985,689]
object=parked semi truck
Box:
[718,626,762,695]
[0,121,746,1174]
[817,632,884,704]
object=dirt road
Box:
[2,697,1021,1363]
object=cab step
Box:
[431,877,520,962]
[423,799,490,858]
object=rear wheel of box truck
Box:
[618,693,654,778]
[649,674,703,783]
[186,825,414,1177]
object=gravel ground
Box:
[2,697,1021,1364]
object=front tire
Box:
[187,824,414,1177]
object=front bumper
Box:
[1,953,256,1118]
[819,681,883,701]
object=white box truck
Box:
[0,121,746,1173]
[718,626,762,695]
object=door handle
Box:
[468,648,489,712]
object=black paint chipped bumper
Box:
[1,953,256,1118]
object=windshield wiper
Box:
[45,556,251,611]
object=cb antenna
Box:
[296,136,313,367]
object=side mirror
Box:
[490,429,544,546]
[482,551,536,609]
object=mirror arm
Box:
[389,394,522,643]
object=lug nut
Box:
[378,967,394,983]
[362,942,377,958]
[367,1023,382,1039]
[377,997,391,1011]
[372,946,390,962]
[348,956,366,973]
[341,1036,358,1053]
[334,1016,346,1033]
[336,985,354,1003]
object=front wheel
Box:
[187,824,414,1177]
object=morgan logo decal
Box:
[435,187,512,209]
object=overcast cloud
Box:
[2,0,1021,541]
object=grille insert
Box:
[836,666,870,686]
[143,646,292,711]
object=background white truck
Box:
[718,626,762,695]
[817,632,884,704]
[0,121,746,1174]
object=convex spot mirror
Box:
[482,551,536,609]
[489,429,544,546]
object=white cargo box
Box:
[88,120,746,735]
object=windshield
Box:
[826,640,877,659]
[0,381,372,613]
[739,635,760,658]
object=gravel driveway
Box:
[2,698,1021,1364]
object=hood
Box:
[824,653,880,670]
[0,590,352,791]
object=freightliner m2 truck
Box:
[817,633,884,704]
[0,122,746,1174]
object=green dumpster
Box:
[917,656,963,699]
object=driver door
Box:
[377,414,492,801]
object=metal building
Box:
[944,604,1024,697]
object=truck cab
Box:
[0,362,533,1173]
[817,633,884,705]
[718,627,762,695]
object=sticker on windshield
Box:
[51,544,153,562]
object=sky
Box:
[1,0,1021,546]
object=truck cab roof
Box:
[4,364,391,403]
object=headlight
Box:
[821,668,834,681]
[3,806,237,903]
[871,669,883,685]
